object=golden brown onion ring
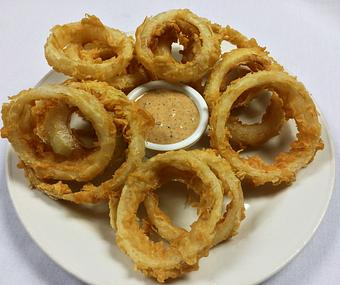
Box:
[210,71,324,186]
[45,15,134,81]
[62,81,153,203]
[204,48,285,148]
[1,85,116,182]
[143,149,245,247]
[135,9,221,83]
[113,150,224,282]
[2,82,153,204]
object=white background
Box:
[0,0,339,284]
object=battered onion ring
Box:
[4,82,153,204]
[1,85,116,181]
[113,150,224,282]
[135,9,221,83]
[143,149,245,247]
[210,70,323,186]
[205,48,285,147]
[65,81,152,202]
[45,15,134,81]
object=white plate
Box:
[5,46,335,285]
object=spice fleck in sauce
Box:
[136,89,199,144]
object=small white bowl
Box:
[127,80,209,152]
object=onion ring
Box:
[1,85,116,181]
[113,150,224,282]
[63,81,153,203]
[210,70,324,186]
[2,82,153,204]
[45,15,134,81]
[143,149,245,247]
[205,48,285,148]
[135,9,221,83]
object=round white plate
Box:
[5,44,335,285]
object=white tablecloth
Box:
[0,1,339,284]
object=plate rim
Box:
[4,69,336,285]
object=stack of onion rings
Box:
[142,149,245,247]
[205,47,285,148]
[112,150,244,282]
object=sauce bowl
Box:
[127,80,209,152]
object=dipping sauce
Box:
[136,89,199,144]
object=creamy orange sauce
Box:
[136,89,199,144]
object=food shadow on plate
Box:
[242,181,289,199]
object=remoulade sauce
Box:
[136,89,199,144]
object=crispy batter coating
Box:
[135,9,221,83]
[210,71,323,186]
[0,10,326,283]
[2,82,153,204]
[1,85,116,181]
[205,48,285,148]
[45,15,134,81]
[143,149,245,247]
[113,150,224,282]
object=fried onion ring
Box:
[210,70,323,186]
[205,48,285,148]
[113,150,224,282]
[143,149,245,247]
[135,9,221,83]
[1,85,116,181]
[2,82,153,204]
[45,15,134,81]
